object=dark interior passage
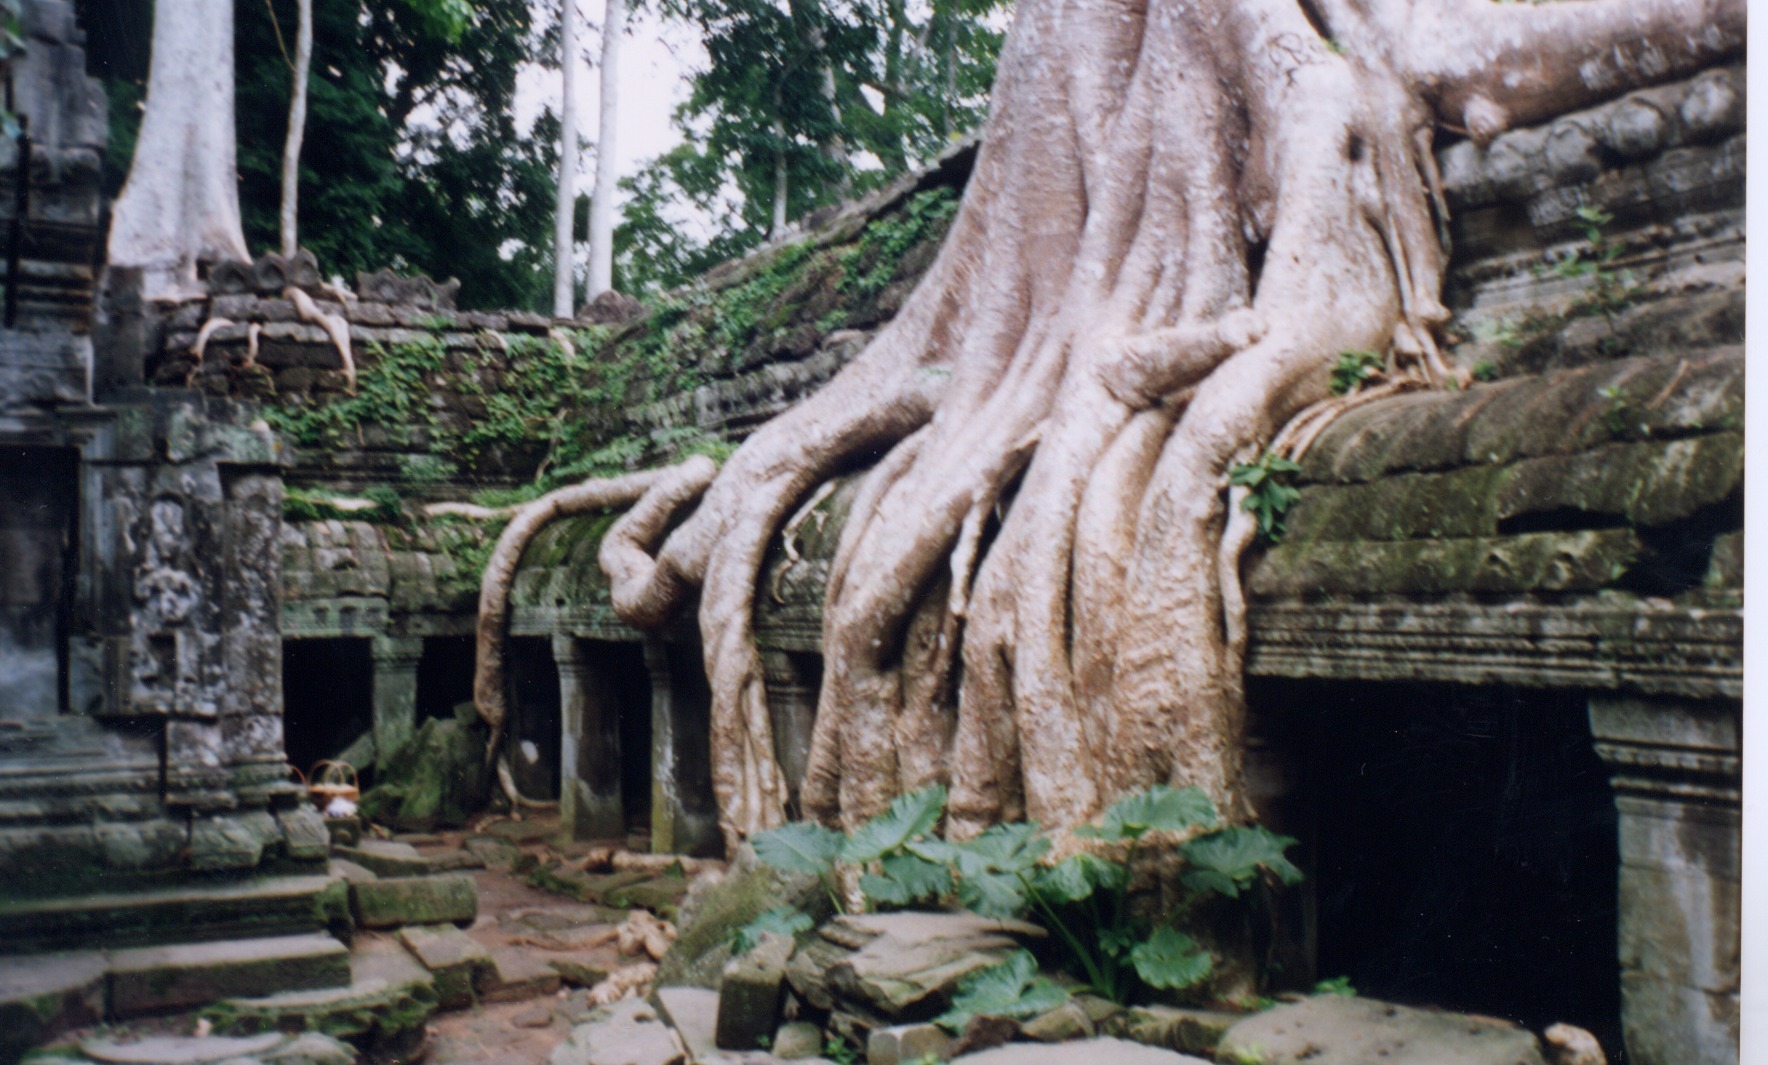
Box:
[418,635,476,720]
[0,447,76,719]
[283,638,374,775]
[1254,678,1623,1059]
[586,640,653,835]
[508,637,561,801]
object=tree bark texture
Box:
[108,0,252,299]
[478,0,1743,852]
[588,0,625,297]
[555,0,581,315]
[279,0,313,258]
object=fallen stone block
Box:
[1101,1005,1236,1056]
[1215,995,1548,1065]
[397,924,493,1009]
[464,834,524,869]
[484,946,564,1003]
[0,950,106,1064]
[657,843,835,992]
[329,859,378,883]
[934,1036,1209,1064]
[64,1030,356,1065]
[1021,999,1095,1043]
[655,985,720,1061]
[549,955,615,988]
[772,1021,822,1060]
[607,877,692,918]
[107,933,351,1017]
[821,912,1045,1022]
[423,847,488,872]
[349,873,477,929]
[334,840,430,878]
[866,1022,952,1065]
[716,933,794,1050]
[550,997,686,1065]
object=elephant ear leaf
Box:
[860,853,953,909]
[730,906,813,955]
[752,821,844,877]
[1179,825,1302,898]
[842,785,948,864]
[1130,926,1213,991]
[1075,786,1219,841]
[935,950,1070,1031]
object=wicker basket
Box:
[308,760,360,808]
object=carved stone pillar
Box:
[643,636,721,857]
[370,635,423,770]
[556,635,624,841]
[759,650,819,815]
[1589,696,1739,1065]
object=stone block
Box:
[1618,863,1739,989]
[822,912,1044,1021]
[550,997,684,1065]
[397,923,493,1009]
[1216,995,1546,1065]
[931,1037,1210,1064]
[866,1023,952,1065]
[1619,972,1737,1065]
[654,985,720,1061]
[108,933,351,1017]
[349,873,477,929]
[464,834,524,869]
[483,946,564,1003]
[1020,1000,1095,1043]
[0,950,106,1063]
[1101,1005,1234,1056]
[772,1021,823,1060]
[714,932,793,1049]
[334,840,431,878]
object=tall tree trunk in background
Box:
[587,0,624,297]
[279,0,313,258]
[553,0,580,315]
[476,0,1744,854]
[108,0,250,298]
[769,117,788,236]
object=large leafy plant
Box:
[748,784,1301,1007]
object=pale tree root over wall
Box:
[476,0,1743,852]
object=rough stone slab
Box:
[867,1022,952,1065]
[1215,996,1547,1065]
[334,840,431,877]
[945,1037,1207,1064]
[1249,529,1641,599]
[0,874,336,952]
[423,847,488,872]
[397,923,493,1009]
[1020,1000,1095,1043]
[550,954,615,988]
[823,913,1045,1021]
[330,858,378,883]
[0,950,107,1062]
[80,1033,286,1063]
[716,933,793,1050]
[655,985,721,1061]
[484,946,565,1003]
[1100,1006,1234,1057]
[349,873,477,929]
[551,997,686,1065]
[464,834,524,869]
[107,933,351,1017]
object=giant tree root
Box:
[477,0,1742,850]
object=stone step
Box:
[0,950,107,1064]
[0,874,340,952]
[203,938,436,1064]
[108,933,352,1018]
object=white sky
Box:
[512,3,705,209]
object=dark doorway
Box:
[587,640,653,835]
[508,637,561,801]
[0,447,76,719]
[283,638,374,775]
[1255,678,1623,1059]
[418,635,476,721]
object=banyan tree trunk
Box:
[479,0,1743,851]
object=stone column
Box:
[759,650,819,815]
[643,635,721,857]
[1589,696,1739,1065]
[556,634,624,841]
[370,635,423,770]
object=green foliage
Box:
[824,1035,860,1065]
[1229,453,1304,543]
[838,188,961,300]
[1129,926,1213,991]
[1074,785,1218,842]
[751,785,1303,1006]
[1313,975,1357,996]
[282,484,401,523]
[935,950,1070,1032]
[730,906,815,954]
[1178,826,1303,900]
[1328,350,1383,396]
[1470,360,1499,383]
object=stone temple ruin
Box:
[0,2,1743,1063]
